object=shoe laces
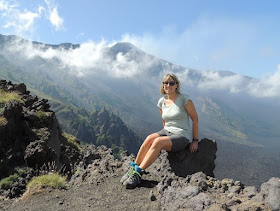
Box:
[127,166,134,175]
[129,170,141,180]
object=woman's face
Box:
[163,77,178,94]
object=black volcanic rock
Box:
[167,138,217,177]
[81,145,101,165]
[3,100,23,120]
[24,140,56,167]
[14,83,27,94]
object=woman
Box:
[121,73,199,189]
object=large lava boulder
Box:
[157,138,217,178]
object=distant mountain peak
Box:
[110,42,143,55]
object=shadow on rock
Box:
[139,179,159,188]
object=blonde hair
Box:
[160,73,180,95]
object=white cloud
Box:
[248,65,280,98]
[5,39,105,74]
[3,38,152,78]
[0,0,42,36]
[49,8,63,30]
[44,0,64,31]
[196,71,246,93]
[111,52,139,78]
[175,69,194,87]
[191,68,280,98]
[0,0,64,37]
[17,10,40,29]
[0,0,15,11]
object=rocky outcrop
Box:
[24,140,56,167]
[70,145,122,187]
[0,80,85,198]
[81,145,101,165]
[0,80,61,174]
[0,80,78,179]
[261,177,280,211]
[157,171,275,210]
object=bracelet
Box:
[192,139,199,142]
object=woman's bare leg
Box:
[139,136,172,170]
[134,133,160,165]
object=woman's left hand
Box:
[190,141,198,153]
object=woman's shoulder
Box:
[157,96,166,108]
[158,95,167,101]
[179,93,190,99]
[179,93,190,105]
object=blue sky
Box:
[1,0,280,78]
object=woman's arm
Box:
[159,109,165,127]
[185,100,199,152]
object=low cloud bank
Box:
[3,38,157,78]
[248,66,280,98]
[2,38,280,98]
[197,71,246,94]
[192,69,280,98]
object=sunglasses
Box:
[162,81,177,86]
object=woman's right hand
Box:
[189,141,198,153]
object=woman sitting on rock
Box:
[121,73,199,189]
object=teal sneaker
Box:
[120,166,134,184]
[123,169,142,189]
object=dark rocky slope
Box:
[0,80,63,172]
[0,80,82,198]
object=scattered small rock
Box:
[149,190,157,201]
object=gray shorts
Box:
[156,129,190,152]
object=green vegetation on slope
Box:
[0,62,141,155]
[27,174,67,190]
[0,89,23,113]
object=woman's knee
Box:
[143,133,158,147]
[151,137,172,151]
[151,137,163,149]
